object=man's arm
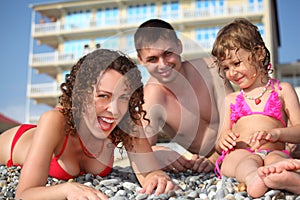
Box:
[142,82,166,145]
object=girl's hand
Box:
[247,130,279,151]
[139,171,176,196]
[65,182,108,200]
[218,130,239,151]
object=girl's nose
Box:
[230,67,238,76]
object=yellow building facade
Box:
[27,0,279,123]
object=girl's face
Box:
[220,48,260,89]
[93,69,130,137]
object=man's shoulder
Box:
[184,57,219,76]
[144,79,167,103]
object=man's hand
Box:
[189,154,214,173]
[152,146,191,172]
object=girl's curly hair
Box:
[58,49,148,149]
[211,18,272,83]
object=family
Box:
[0,18,299,199]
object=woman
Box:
[0,49,175,199]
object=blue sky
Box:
[0,0,299,123]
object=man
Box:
[134,19,233,173]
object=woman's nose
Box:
[106,99,117,114]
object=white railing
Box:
[30,52,78,66]
[30,41,211,66]
[28,82,61,97]
[32,4,263,35]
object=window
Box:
[195,0,225,16]
[161,1,179,20]
[64,10,91,30]
[96,7,119,26]
[195,27,220,50]
[126,3,156,24]
[95,37,119,51]
[248,0,263,12]
[64,39,90,58]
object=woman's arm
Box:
[126,123,176,196]
[15,110,107,200]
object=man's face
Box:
[137,38,182,83]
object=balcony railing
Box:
[32,4,263,36]
[30,52,78,66]
[28,82,61,98]
[30,41,212,67]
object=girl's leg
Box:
[221,149,266,198]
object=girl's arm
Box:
[126,121,176,196]
[215,93,239,153]
[15,110,107,200]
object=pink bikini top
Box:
[230,79,286,127]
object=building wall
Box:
[27,0,276,123]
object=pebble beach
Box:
[0,164,299,200]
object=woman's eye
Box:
[98,94,108,99]
[119,94,130,101]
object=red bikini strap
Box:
[8,124,36,166]
[55,134,69,158]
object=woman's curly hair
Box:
[211,18,272,83]
[58,49,148,149]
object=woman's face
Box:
[93,69,130,137]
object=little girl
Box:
[211,18,300,198]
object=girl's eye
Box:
[222,66,229,71]
[234,61,241,66]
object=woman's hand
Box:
[65,182,108,200]
[139,170,176,196]
[218,130,239,152]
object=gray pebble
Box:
[0,165,298,199]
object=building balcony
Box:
[29,52,78,77]
[32,5,263,48]
[30,40,212,77]
[27,82,61,107]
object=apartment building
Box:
[27,0,279,123]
